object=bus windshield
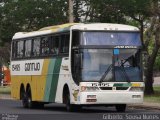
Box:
[81,49,142,82]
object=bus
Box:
[11,23,144,112]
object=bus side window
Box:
[72,31,80,47]
[41,37,49,56]
[17,40,24,58]
[12,41,17,59]
[33,38,40,57]
[25,39,32,57]
[60,34,69,54]
[50,36,59,55]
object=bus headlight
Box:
[81,86,99,92]
[129,87,144,92]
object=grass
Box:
[0,86,11,94]
[144,86,160,103]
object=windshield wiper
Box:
[99,64,112,83]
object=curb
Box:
[0,95,13,100]
[128,104,160,110]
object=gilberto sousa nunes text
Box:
[103,114,159,120]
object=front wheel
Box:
[65,91,74,112]
[65,91,82,112]
[115,104,126,112]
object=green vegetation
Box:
[154,55,160,72]
[144,86,160,103]
[0,86,11,94]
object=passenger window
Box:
[33,38,40,56]
[41,37,49,55]
[17,40,24,58]
[60,34,69,53]
[50,36,59,55]
[25,39,32,57]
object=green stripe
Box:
[49,58,62,102]
[44,59,56,101]
[113,83,132,87]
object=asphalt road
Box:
[0,99,160,120]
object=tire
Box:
[22,86,44,109]
[26,86,40,109]
[20,88,28,108]
[26,87,34,109]
[115,104,126,112]
[65,91,74,112]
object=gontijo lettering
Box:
[25,62,40,71]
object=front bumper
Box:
[77,91,143,105]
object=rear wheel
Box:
[115,104,126,112]
[20,88,28,108]
[21,86,44,109]
[26,87,34,108]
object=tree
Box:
[0,42,10,64]
[69,0,74,22]
[0,0,68,46]
[143,0,160,94]
[0,0,69,64]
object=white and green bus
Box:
[11,23,144,112]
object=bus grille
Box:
[116,87,129,90]
[99,87,129,90]
[99,87,112,90]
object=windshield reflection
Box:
[114,49,141,82]
[81,49,113,82]
[81,49,141,82]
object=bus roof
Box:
[12,23,139,40]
